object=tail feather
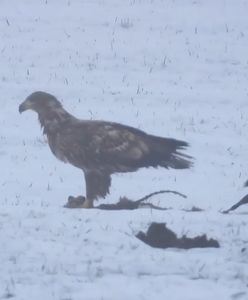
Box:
[165,152,193,169]
[147,136,193,170]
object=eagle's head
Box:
[19,91,62,114]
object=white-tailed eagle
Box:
[19,91,192,208]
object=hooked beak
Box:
[19,100,31,114]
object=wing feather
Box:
[56,121,149,169]
[51,120,191,172]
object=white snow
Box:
[1,0,248,299]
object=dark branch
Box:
[222,194,248,214]
[135,189,187,204]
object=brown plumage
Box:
[19,91,192,208]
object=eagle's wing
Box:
[57,120,191,172]
[89,123,150,163]
[56,121,149,170]
[84,122,191,170]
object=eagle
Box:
[19,91,192,208]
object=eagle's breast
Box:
[47,131,68,163]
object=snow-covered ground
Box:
[1,0,248,299]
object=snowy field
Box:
[1,0,248,299]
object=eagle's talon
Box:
[64,196,86,208]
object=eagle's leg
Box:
[83,170,111,208]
